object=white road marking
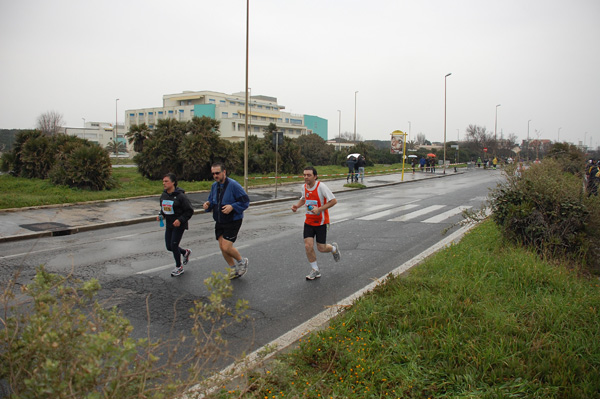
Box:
[422,206,472,223]
[357,204,419,221]
[388,205,445,222]
[136,244,250,275]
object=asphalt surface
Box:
[0,167,465,243]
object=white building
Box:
[62,122,127,154]
[124,90,328,143]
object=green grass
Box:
[218,220,600,398]
[0,163,409,209]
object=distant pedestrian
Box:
[202,162,250,279]
[411,158,417,173]
[158,173,194,277]
[419,157,426,172]
[291,166,341,280]
[477,157,482,168]
[586,160,599,196]
[356,155,366,183]
[493,157,498,169]
[346,156,357,183]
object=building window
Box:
[220,100,226,104]
[230,101,236,105]
[232,112,239,118]
[222,112,228,118]
[148,112,153,115]
[209,99,216,104]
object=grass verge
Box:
[217,220,600,398]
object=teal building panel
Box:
[194,104,216,119]
[303,115,328,140]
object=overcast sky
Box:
[1,0,599,147]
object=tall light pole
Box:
[443,73,451,174]
[115,98,119,155]
[354,91,358,142]
[558,127,562,142]
[494,104,501,156]
[243,0,250,192]
[337,109,341,150]
[527,119,531,161]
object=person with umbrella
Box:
[346,154,359,183]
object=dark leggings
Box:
[165,227,186,267]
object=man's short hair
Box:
[212,162,226,171]
[304,166,318,179]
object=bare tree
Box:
[36,111,64,136]
[340,131,364,142]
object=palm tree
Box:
[125,123,150,153]
[105,140,128,155]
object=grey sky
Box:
[1,0,598,147]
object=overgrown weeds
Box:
[490,158,600,275]
[0,267,248,398]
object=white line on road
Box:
[388,204,445,222]
[136,244,250,275]
[422,206,472,224]
[357,203,418,221]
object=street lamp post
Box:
[494,104,501,156]
[115,98,119,155]
[243,0,250,192]
[444,73,451,175]
[527,119,531,161]
[558,127,562,142]
[354,91,358,142]
[337,109,341,151]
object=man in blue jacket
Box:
[203,162,250,279]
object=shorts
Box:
[303,223,329,244]
[215,219,243,243]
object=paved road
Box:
[0,167,502,377]
[0,168,454,242]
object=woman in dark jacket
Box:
[158,173,194,277]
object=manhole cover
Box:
[20,222,70,232]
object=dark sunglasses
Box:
[212,171,222,175]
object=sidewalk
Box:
[0,169,460,243]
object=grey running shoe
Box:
[236,258,248,278]
[182,249,192,265]
[306,269,321,280]
[332,242,341,262]
[228,266,240,280]
[170,266,184,277]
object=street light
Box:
[337,109,341,151]
[494,104,501,156]
[243,0,250,192]
[527,119,531,161]
[558,127,562,142]
[115,98,120,155]
[444,73,451,175]
[354,91,358,142]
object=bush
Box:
[50,144,116,190]
[0,267,248,398]
[491,158,600,273]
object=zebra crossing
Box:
[331,201,472,224]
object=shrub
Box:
[50,144,116,190]
[0,267,248,398]
[491,158,600,273]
